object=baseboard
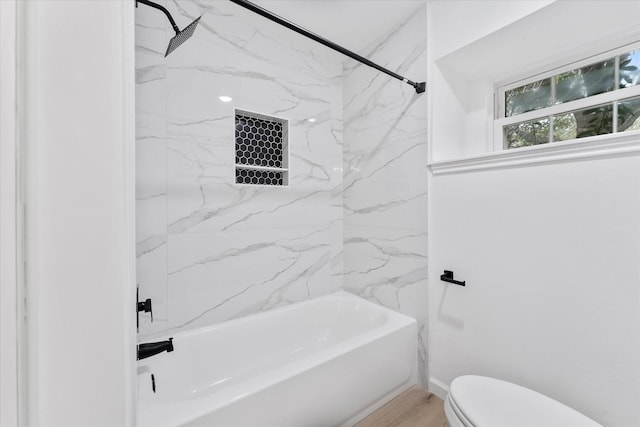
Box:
[341,381,415,427]
[428,377,449,400]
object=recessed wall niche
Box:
[235,109,289,186]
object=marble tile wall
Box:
[136,6,168,337]
[136,0,343,338]
[342,7,429,386]
[136,2,429,388]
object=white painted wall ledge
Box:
[429,131,640,175]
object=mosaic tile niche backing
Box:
[235,110,288,186]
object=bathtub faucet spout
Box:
[137,338,174,360]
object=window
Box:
[234,109,288,186]
[496,43,640,150]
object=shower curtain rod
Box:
[228,0,426,94]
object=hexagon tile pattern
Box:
[235,168,284,186]
[235,110,287,186]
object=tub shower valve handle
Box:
[138,298,153,322]
[136,287,153,332]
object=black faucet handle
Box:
[137,298,153,322]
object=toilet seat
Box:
[444,392,473,427]
[445,375,602,427]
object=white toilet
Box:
[444,375,603,427]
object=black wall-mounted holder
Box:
[137,288,153,331]
[440,270,465,286]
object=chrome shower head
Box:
[165,16,201,57]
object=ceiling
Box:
[251,1,425,52]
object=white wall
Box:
[427,0,553,161]
[22,1,136,426]
[1,1,19,425]
[428,2,640,426]
[429,155,640,426]
[428,0,640,161]
[427,0,554,61]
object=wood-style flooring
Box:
[354,387,449,427]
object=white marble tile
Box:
[135,6,167,138]
[136,137,166,200]
[136,81,166,142]
[135,2,428,388]
[343,60,427,225]
[342,6,429,387]
[343,226,427,290]
[136,0,344,338]
[166,140,339,232]
[166,226,335,332]
[166,2,342,81]
[343,164,428,230]
[136,194,166,246]
[399,286,430,388]
[135,4,167,60]
[136,4,169,339]
[343,225,428,386]
[164,65,338,147]
[165,138,226,228]
[137,241,168,339]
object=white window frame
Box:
[493,40,640,151]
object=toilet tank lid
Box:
[449,375,602,427]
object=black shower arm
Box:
[136,0,181,35]
[229,0,426,94]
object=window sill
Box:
[428,131,640,176]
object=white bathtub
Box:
[137,291,417,427]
